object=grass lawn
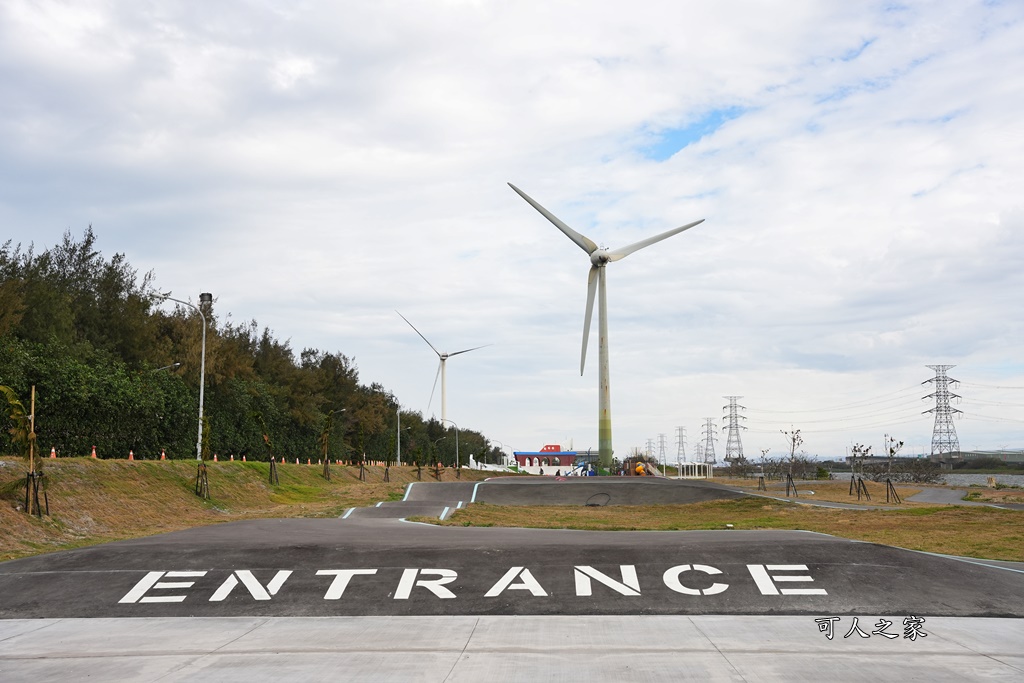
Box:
[420,479,1024,562]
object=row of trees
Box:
[0,229,501,466]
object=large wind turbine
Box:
[508,183,704,469]
[397,311,488,424]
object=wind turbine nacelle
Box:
[590,249,610,266]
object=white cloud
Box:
[2,0,1023,458]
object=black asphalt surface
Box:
[1,477,1023,620]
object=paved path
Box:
[907,485,1024,509]
[1,477,1022,681]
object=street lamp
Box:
[431,436,447,465]
[152,362,182,373]
[157,292,213,460]
[491,440,511,467]
[396,407,411,465]
[441,418,459,471]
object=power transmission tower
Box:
[695,442,704,462]
[923,365,962,456]
[701,418,718,464]
[675,426,687,460]
[645,438,655,459]
[657,433,667,463]
[722,396,746,462]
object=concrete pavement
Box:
[1,615,1021,681]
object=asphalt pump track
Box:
[1,477,1021,681]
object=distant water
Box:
[940,473,1024,487]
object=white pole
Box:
[441,359,447,425]
[441,418,458,470]
[197,307,207,461]
[158,294,210,461]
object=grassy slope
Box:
[0,457,498,562]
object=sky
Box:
[2,0,1023,461]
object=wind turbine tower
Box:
[509,183,704,469]
[397,311,488,425]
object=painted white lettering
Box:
[662,564,728,596]
[484,567,548,597]
[209,570,293,602]
[317,569,379,600]
[573,565,641,597]
[119,571,207,604]
[747,564,827,596]
[394,568,458,600]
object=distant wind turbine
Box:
[508,183,704,469]
[397,311,489,424]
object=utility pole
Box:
[722,396,746,462]
[923,365,961,457]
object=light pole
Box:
[396,408,411,465]
[157,292,213,460]
[491,440,511,467]
[441,418,459,471]
[431,436,447,465]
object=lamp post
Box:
[441,418,459,471]
[431,436,447,465]
[396,408,411,465]
[157,292,213,460]
[491,440,510,467]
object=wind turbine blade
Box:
[396,310,441,357]
[447,343,492,357]
[581,265,598,375]
[508,183,599,254]
[607,219,705,261]
[427,360,442,414]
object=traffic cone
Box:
[91,445,97,459]
[160,449,166,460]
[307,458,311,465]
[214,454,218,461]
[129,450,134,461]
[230,454,234,461]
[295,458,299,465]
[242,455,246,462]
[50,446,56,459]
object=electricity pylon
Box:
[722,396,746,462]
[923,365,961,456]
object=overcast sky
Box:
[3,1,1023,460]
